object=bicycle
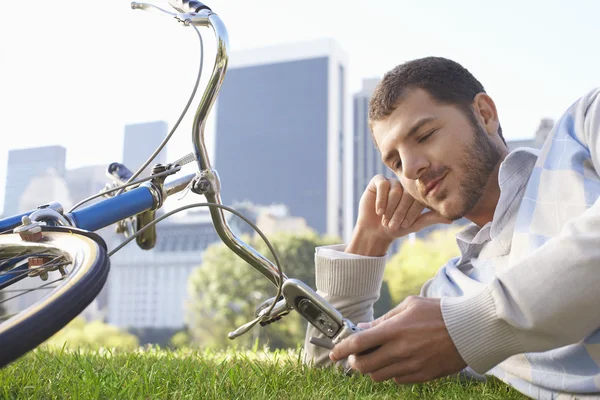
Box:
[0,0,364,368]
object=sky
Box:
[1,0,599,213]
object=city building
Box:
[2,145,66,216]
[213,39,351,241]
[106,210,220,330]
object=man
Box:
[303,56,600,399]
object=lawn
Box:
[0,346,528,399]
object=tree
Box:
[43,317,139,350]
[185,230,340,350]
[383,227,463,305]
[169,330,192,349]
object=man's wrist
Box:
[345,229,393,257]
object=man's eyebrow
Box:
[382,116,438,165]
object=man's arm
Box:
[306,172,451,368]
[303,244,386,367]
[444,196,600,373]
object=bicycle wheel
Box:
[0,226,110,368]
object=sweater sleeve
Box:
[441,88,600,374]
[303,244,387,368]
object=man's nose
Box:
[400,151,429,181]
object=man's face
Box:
[372,88,502,221]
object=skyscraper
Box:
[2,145,66,216]
[214,39,350,240]
[122,121,168,177]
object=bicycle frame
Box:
[0,0,364,350]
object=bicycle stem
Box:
[188,12,288,288]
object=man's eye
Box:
[394,160,402,170]
[418,129,436,143]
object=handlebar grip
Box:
[169,0,211,13]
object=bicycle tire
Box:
[0,227,110,368]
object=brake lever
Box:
[281,279,381,357]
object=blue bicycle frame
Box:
[0,185,155,234]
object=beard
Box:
[424,122,502,221]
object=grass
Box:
[0,346,528,399]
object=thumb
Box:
[410,210,452,232]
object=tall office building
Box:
[122,121,168,177]
[214,39,351,240]
[2,145,66,217]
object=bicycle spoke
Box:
[0,278,64,305]
[0,251,46,271]
[0,286,57,293]
[0,256,70,292]
[0,256,68,276]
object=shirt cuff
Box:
[314,244,387,297]
[441,286,524,374]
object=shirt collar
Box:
[456,147,539,248]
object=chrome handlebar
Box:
[131,2,287,289]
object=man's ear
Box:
[473,93,500,136]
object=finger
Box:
[329,326,390,362]
[389,196,422,231]
[350,344,395,375]
[369,360,424,383]
[410,210,453,231]
[400,200,426,228]
[382,180,403,225]
[370,295,418,329]
[368,175,390,216]
[357,322,371,329]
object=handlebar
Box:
[131,2,287,289]
[168,0,211,13]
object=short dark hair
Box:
[368,56,505,144]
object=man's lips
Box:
[424,173,447,197]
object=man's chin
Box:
[433,203,467,222]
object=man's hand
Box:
[329,296,467,384]
[346,175,451,256]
